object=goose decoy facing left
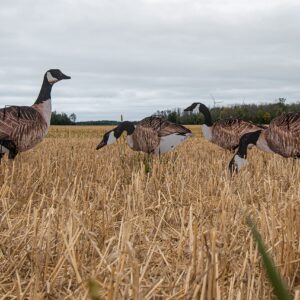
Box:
[184,102,266,151]
[0,69,71,161]
[96,116,192,154]
[229,112,300,173]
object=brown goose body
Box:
[229,112,300,173]
[210,119,264,150]
[0,69,70,159]
[263,113,300,157]
[129,125,159,153]
[184,102,263,150]
[96,116,192,154]
[0,105,49,152]
[130,117,191,153]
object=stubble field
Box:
[0,125,299,299]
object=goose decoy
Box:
[229,112,300,173]
[184,102,265,151]
[0,69,71,160]
[96,116,192,154]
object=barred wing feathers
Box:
[134,116,191,153]
[131,126,160,153]
[0,106,48,151]
[266,113,300,157]
[138,116,191,137]
[211,119,262,150]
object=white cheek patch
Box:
[202,124,213,141]
[234,155,248,171]
[0,146,9,154]
[157,133,191,154]
[107,131,117,145]
[47,72,58,83]
[127,135,134,148]
[192,103,200,113]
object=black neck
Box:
[199,104,213,126]
[35,75,53,104]
[236,130,262,158]
[114,121,135,138]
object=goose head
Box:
[228,130,262,174]
[96,121,135,150]
[184,102,213,127]
[96,130,117,150]
[46,69,71,84]
[184,102,202,114]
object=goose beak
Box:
[184,104,195,112]
[96,141,105,150]
[60,73,71,80]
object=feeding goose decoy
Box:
[0,69,71,161]
[96,116,192,154]
[184,102,266,151]
[229,112,300,173]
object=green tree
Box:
[69,113,77,123]
[51,111,73,125]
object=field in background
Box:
[0,125,299,299]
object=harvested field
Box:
[0,125,299,299]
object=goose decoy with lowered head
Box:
[229,112,300,173]
[0,69,71,160]
[184,102,266,151]
[96,116,192,154]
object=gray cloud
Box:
[0,0,300,120]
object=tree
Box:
[69,113,77,123]
[153,99,299,125]
[263,112,271,123]
[51,111,73,125]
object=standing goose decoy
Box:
[0,69,71,160]
[184,102,265,151]
[96,116,192,154]
[229,112,300,173]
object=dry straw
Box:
[0,125,299,299]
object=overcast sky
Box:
[0,0,300,121]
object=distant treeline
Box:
[51,99,299,125]
[156,99,300,124]
[51,111,77,125]
[50,112,120,126]
[76,120,120,126]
